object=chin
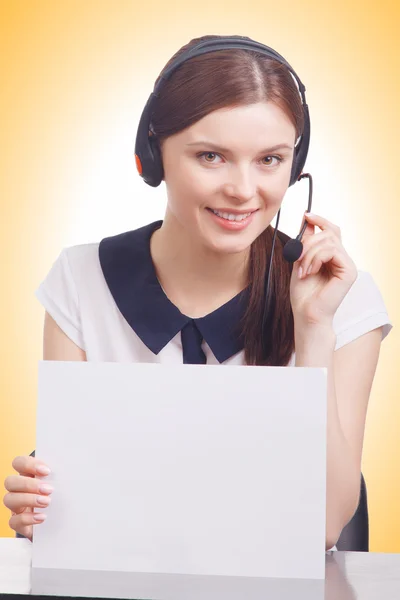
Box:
[203,234,256,256]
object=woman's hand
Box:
[290,212,358,327]
[3,456,53,541]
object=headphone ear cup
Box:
[147,135,164,186]
[289,104,310,186]
[289,146,301,186]
[289,136,308,186]
[137,133,164,188]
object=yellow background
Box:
[1,0,399,551]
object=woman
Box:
[3,34,392,550]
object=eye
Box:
[198,152,221,163]
[197,152,284,167]
[261,155,283,166]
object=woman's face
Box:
[160,101,297,255]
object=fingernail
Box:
[39,484,54,494]
[36,465,51,476]
[298,266,303,279]
[33,513,47,522]
[37,495,51,506]
[307,265,313,275]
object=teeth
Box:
[212,210,252,222]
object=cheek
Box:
[260,181,287,211]
[168,171,212,211]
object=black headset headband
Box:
[134,36,310,188]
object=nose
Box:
[222,165,257,203]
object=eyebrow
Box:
[186,141,293,153]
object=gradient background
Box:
[1,0,399,551]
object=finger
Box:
[300,241,335,277]
[305,255,326,278]
[4,474,54,496]
[305,213,341,238]
[4,492,52,514]
[298,230,335,261]
[9,511,46,538]
[301,220,315,241]
[12,456,51,478]
[300,246,347,279]
[8,514,33,541]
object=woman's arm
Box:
[295,323,382,550]
[43,311,87,361]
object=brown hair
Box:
[151,35,305,366]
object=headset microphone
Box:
[282,173,313,263]
[282,238,303,263]
[262,172,313,348]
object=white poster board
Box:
[31,361,327,599]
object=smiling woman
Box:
[186,133,291,228]
[3,34,392,553]
[148,44,306,366]
[159,102,295,254]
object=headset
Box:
[134,36,313,349]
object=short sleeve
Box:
[35,248,85,350]
[333,270,392,350]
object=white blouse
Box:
[35,220,392,365]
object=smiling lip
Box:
[206,207,257,231]
[208,208,258,214]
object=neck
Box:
[150,212,249,318]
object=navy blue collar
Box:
[98,220,248,363]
